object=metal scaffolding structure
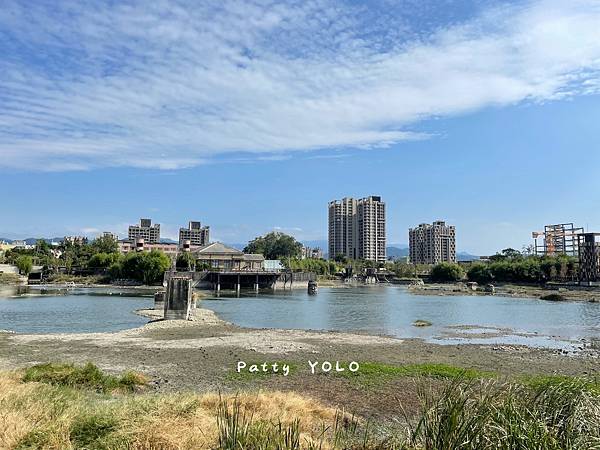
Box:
[532,223,584,257]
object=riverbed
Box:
[199,285,600,350]
[1,285,599,350]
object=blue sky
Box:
[1,0,600,254]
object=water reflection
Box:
[201,285,600,349]
[0,287,152,334]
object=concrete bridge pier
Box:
[254,274,259,292]
[164,276,193,320]
[154,291,165,311]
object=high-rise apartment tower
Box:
[409,221,456,264]
[328,196,386,263]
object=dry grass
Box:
[3,364,599,449]
[0,369,339,450]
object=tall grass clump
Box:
[406,377,600,450]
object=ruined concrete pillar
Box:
[154,291,165,311]
[164,276,193,320]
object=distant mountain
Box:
[0,237,65,245]
[386,246,409,258]
[225,243,246,251]
[457,252,480,262]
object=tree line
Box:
[2,236,170,285]
[428,248,578,283]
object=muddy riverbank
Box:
[1,305,599,419]
[409,282,600,302]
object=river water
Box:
[1,285,599,350]
[0,286,152,333]
[200,285,600,350]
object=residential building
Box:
[328,196,386,263]
[191,242,264,271]
[577,233,600,284]
[63,236,88,245]
[12,240,34,250]
[301,246,324,260]
[118,238,178,258]
[100,231,118,241]
[409,221,456,265]
[179,221,210,247]
[128,218,160,244]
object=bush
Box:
[430,263,464,282]
[119,250,171,285]
[87,252,121,269]
[467,263,493,283]
[15,255,33,275]
[540,293,566,302]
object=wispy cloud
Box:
[1,0,599,171]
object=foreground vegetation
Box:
[1,363,599,449]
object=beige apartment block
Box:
[328,196,386,263]
[409,221,456,264]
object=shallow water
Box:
[0,287,152,334]
[200,285,600,349]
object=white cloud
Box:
[1,0,600,171]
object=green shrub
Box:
[430,263,464,282]
[540,293,566,301]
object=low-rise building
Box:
[191,242,264,271]
[118,238,179,258]
[12,240,34,250]
[100,231,119,241]
[63,236,88,245]
[301,246,323,259]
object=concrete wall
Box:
[0,264,18,274]
[164,277,193,320]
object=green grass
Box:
[521,373,600,395]
[338,362,495,385]
[22,362,147,393]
